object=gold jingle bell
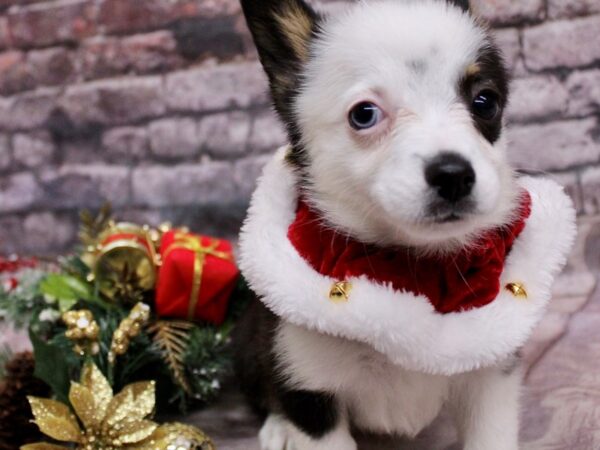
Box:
[329,281,352,302]
[505,282,528,299]
[91,222,158,304]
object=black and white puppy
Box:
[235,0,537,449]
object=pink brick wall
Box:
[0,0,598,255]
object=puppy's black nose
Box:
[425,153,476,202]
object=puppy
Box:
[234,1,575,449]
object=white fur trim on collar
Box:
[239,148,577,375]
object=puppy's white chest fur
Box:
[275,322,450,437]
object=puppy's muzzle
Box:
[425,152,476,203]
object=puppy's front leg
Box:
[452,365,521,450]
[264,389,357,450]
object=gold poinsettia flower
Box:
[24,363,160,450]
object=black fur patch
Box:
[460,42,510,144]
[447,0,470,12]
[277,388,339,438]
[240,0,321,169]
[233,299,340,439]
[233,299,279,418]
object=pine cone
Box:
[0,352,50,450]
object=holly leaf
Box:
[39,274,93,312]
[29,328,72,405]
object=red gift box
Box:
[155,230,239,325]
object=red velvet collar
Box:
[288,192,532,314]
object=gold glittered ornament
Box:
[22,363,213,450]
[24,362,157,450]
[62,310,100,356]
[87,222,158,306]
[149,423,215,450]
[109,303,151,364]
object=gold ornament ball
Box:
[66,328,84,340]
[133,303,151,321]
[85,322,100,339]
[151,423,215,450]
[128,322,142,337]
[114,343,128,355]
[113,329,127,342]
[63,310,93,326]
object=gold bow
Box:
[164,232,233,320]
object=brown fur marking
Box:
[275,3,314,62]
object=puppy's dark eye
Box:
[349,102,383,130]
[472,90,500,120]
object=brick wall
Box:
[0,0,598,255]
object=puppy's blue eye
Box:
[472,90,499,120]
[349,102,382,130]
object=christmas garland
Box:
[0,206,253,449]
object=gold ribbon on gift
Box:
[163,232,234,321]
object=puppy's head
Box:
[242,0,517,252]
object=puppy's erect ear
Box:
[241,0,320,131]
[447,0,470,12]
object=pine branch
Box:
[147,321,194,393]
[79,203,113,247]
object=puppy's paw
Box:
[259,414,295,450]
[259,413,357,450]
